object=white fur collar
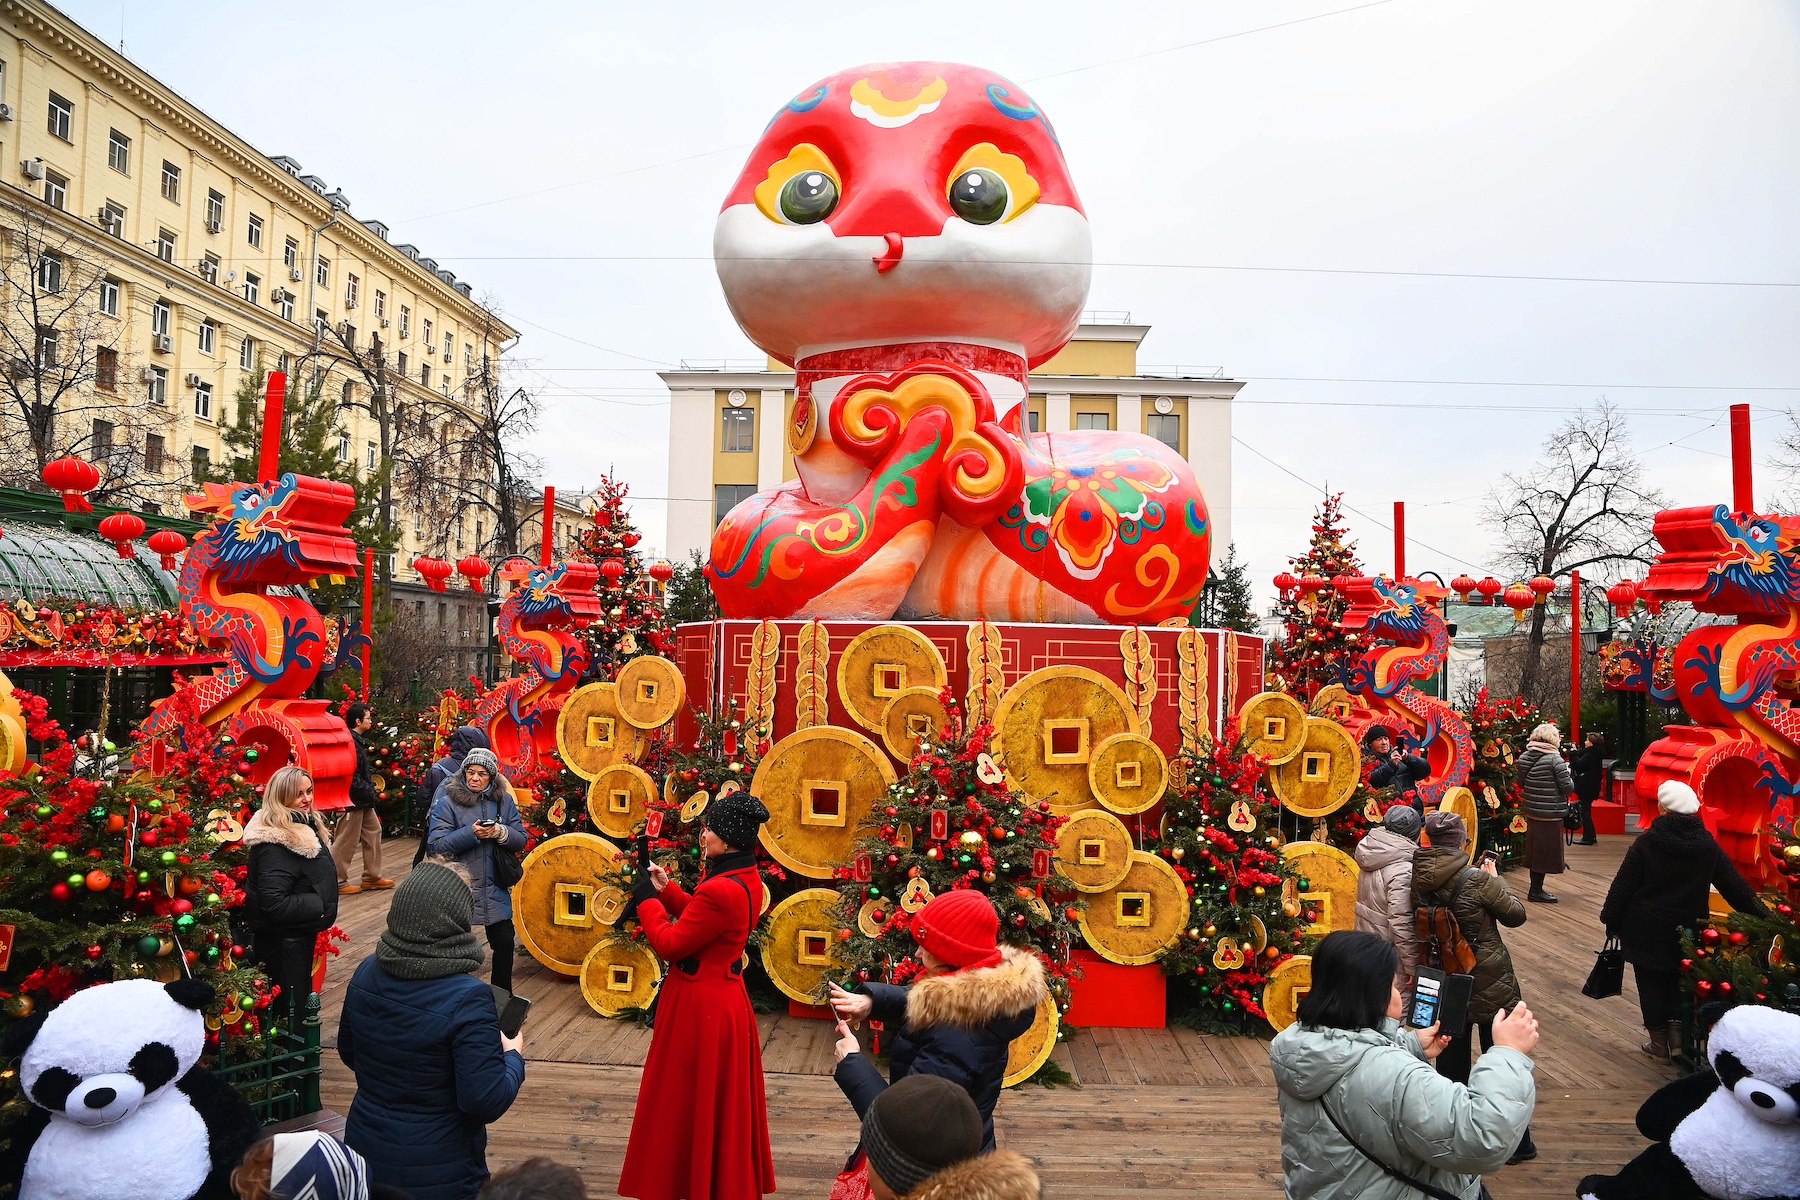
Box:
[241,808,328,857]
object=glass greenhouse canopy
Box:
[0,526,180,610]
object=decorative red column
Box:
[1569,570,1581,743]
[1730,403,1753,512]
[258,372,287,485]
[541,486,556,568]
[361,547,375,700]
[1393,501,1405,579]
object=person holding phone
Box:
[426,748,527,991]
[618,790,775,1200]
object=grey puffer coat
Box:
[426,776,526,927]
[1353,827,1419,986]
[1270,1019,1535,1200]
[1514,745,1573,822]
[1412,846,1526,1024]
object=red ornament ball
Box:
[1700,927,1722,946]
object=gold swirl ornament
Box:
[835,372,1018,522]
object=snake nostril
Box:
[82,1087,116,1109]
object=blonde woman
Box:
[243,766,339,1027]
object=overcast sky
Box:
[63,0,1800,605]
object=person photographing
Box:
[1365,726,1431,807]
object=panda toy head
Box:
[18,978,210,1128]
[1709,1004,1800,1126]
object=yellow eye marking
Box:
[754,144,840,224]
[948,143,1040,223]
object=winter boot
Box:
[1640,1024,1671,1062]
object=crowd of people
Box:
[57,715,1765,1200]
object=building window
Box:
[422,319,433,350]
[145,433,165,474]
[198,319,215,355]
[277,292,295,322]
[190,445,209,482]
[240,336,255,369]
[714,484,756,528]
[99,201,124,237]
[398,306,410,337]
[420,365,430,388]
[314,257,329,288]
[147,366,167,405]
[43,172,67,211]
[247,213,263,248]
[242,273,259,304]
[155,229,176,263]
[366,442,377,470]
[413,509,423,536]
[37,252,62,294]
[374,290,386,321]
[444,333,453,361]
[283,238,298,271]
[35,327,57,369]
[1027,410,1042,433]
[315,310,331,339]
[276,353,290,375]
[1074,412,1111,431]
[338,433,351,463]
[1146,412,1180,451]
[160,160,181,203]
[193,381,213,420]
[465,345,473,373]
[205,190,225,232]
[199,253,220,285]
[99,277,119,317]
[345,273,359,308]
[92,419,114,462]
[396,351,408,375]
[108,129,131,174]
[151,300,171,338]
[720,406,754,452]
[341,380,354,407]
[96,347,117,390]
[47,92,72,141]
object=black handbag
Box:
[491,842,523,889]
[1582,936,1625,1000]
[1563,800,1585,831]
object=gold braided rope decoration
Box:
[1176,628,1210,756]
[794,620,831,730]
[965,621,1006,727]
[1118,627,1157,738]
[744,620,781,742]
[1222,631,1240,721]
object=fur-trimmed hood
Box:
[898,1150,1040,1200]
[906,946,1047,1031]
[241,807,329,857]
[443,773,512,810]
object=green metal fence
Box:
[214,992,324,1125]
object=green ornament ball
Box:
[101,740,117,753]
[205,893,220,905]
[35,806,53,819]
[66,873,86,888]
[50,850,68,864]
[203,946,221,964]
[868,887,881,898]
[159,851,177,866]
[147,799,163,812]
[220,736,235,747]
[174,914,196,933]
[137,870,151,884]
[238,994,255,1011]
[243,749,260,763]
[87,808,109,825]
[136,935,161,957]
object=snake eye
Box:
[948,168,1009,225]
[778,171,838,224]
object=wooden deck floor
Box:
[319,835,1666,1198]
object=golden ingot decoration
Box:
[515,833,626,976]
[203,809,244,843]
[761,888,844,1004]
[752,727,896,879]
[1222,632,1241,713]
[994,665,1139,813]
[1310,684,1355,722]
[900,876,935,914]
[1262,954,1313,1033]
[433,691,459,756]
[837,624,947,734]
[1281,841,1360,937]
[1437,786,1480,863]
[1118,627,1157,736]
[743,620,781,739]
[1362,797,1382,822]
[1508,814,1528,834]
[1247,912,1269,954]
[794,620,832,730]
[614,656,685,730]
[880,687,949,762]
[1176,628,1210,757]
[1227,799,1258,834]
[1269,717,1360,818]
[1002,995,1060,1088]
[1211,936,1247,970]
[1239,692,1309,765]
[1087,733,1168,816]
[1483,785,1501,811]
[680,791,710,822]
[976,753,1005,786]
[585,763,658,840]
[556,682,641,781]
[1052,809,1135,893]
[856,898,891,938]
[1078,850,1190,965]
[579,940,662,1018]
[965,622,1007,726]
[545,796,567,827]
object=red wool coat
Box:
[618,856,775,1200]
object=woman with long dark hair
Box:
[1269,930,1539,1200]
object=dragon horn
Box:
[497,557,535,583]
[183,480,241,518]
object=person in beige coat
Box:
[1355,805,1423,1001]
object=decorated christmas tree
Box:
[1677,818,1797,1059]
[828,701,1080,1006]
[1462,687,1537,863]
[1315,773,1386,853]
[573,476,675,681]
[639,713,773,891]
[1149,733,1311,1031]
[1270,493,1363,700]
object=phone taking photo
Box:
[490,986,531,1037]
[1411,966,1475,1033]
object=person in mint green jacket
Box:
[1270,931,1539,1200]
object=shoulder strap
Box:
[1291,1057,1465,1200]
[722,871,756,924]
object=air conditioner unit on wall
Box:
[204,220,222,234]
[139,368,157,384]
[380,318,389,328]
[289,268,303,282]
[0,103,14,122]
[20,159,44,180]
[443,351,451,363]
[152,334,172,353]
[185,373,203,388]
[346,298,357,309]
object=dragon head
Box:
[1641,504,1800,616]
[496,557,603,631]
[184,474,360,586]
[1338,574,1449,644]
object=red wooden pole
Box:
[361,546,374,701]
[1569,569,1581,743]
[1730,403,1753,512]
[258,372,287,485]
[1393,501,1405,578]
[541,486,556,568]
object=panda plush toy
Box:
[1579,1003,1800,1200]
[0,978,261,1200]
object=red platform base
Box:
[789,999,833,1021]
[1591,800,1627,836]
[1064,949,1166,1029]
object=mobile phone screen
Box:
[1411,971,1442,1028]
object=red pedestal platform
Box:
[1591,799,1627,836]
[1064,949,1166,1029]
[789,999,833,1020]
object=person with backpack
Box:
[1412,810,1537,1165]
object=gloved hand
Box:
[631,870,659,908]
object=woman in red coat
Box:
[619,790,776,1200]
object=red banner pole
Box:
[1730,403,1753,512]
[1569,569,1581,743]
[541,486,556,568]
[361,547,374,701]
[258,372,287,485]
[1393,501,1405,578]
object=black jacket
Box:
[1369,752,1431,793]
[242,808,339,938]
[835,947,1046,1152]
[1600,813,1767,970]
[349,729,377,809]
[1569,745,1606,802]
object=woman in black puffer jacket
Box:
[243,766,339,1028]
[1600,780,1766,1062]
[828,890,1047,1154]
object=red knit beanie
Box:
[913,890,1002,970]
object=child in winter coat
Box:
[828,890,1047,1152]
[1354,805,1422,1002]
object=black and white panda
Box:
[1579,1003,1800,1200]
[1,978,261,1200]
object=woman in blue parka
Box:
[426,747,527,991]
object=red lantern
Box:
[43,455,100,513]
[648,561,674,583]
[1475,576,1503,605]
[97,511,146,558]
[413,556,453,592]
[146,528,187,570]
[598,558,626,587]
[1528,575,1556,603]
[1298,575,1326,596]
[1450,574,1477,602]
[1607,579,1639,618]
[456,555,491,591]
[1502,583,1537,622]
[1331,573,1367,595]
[621,532,641,548]
[1272,572,1298,597]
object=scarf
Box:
[376,862,486,980]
